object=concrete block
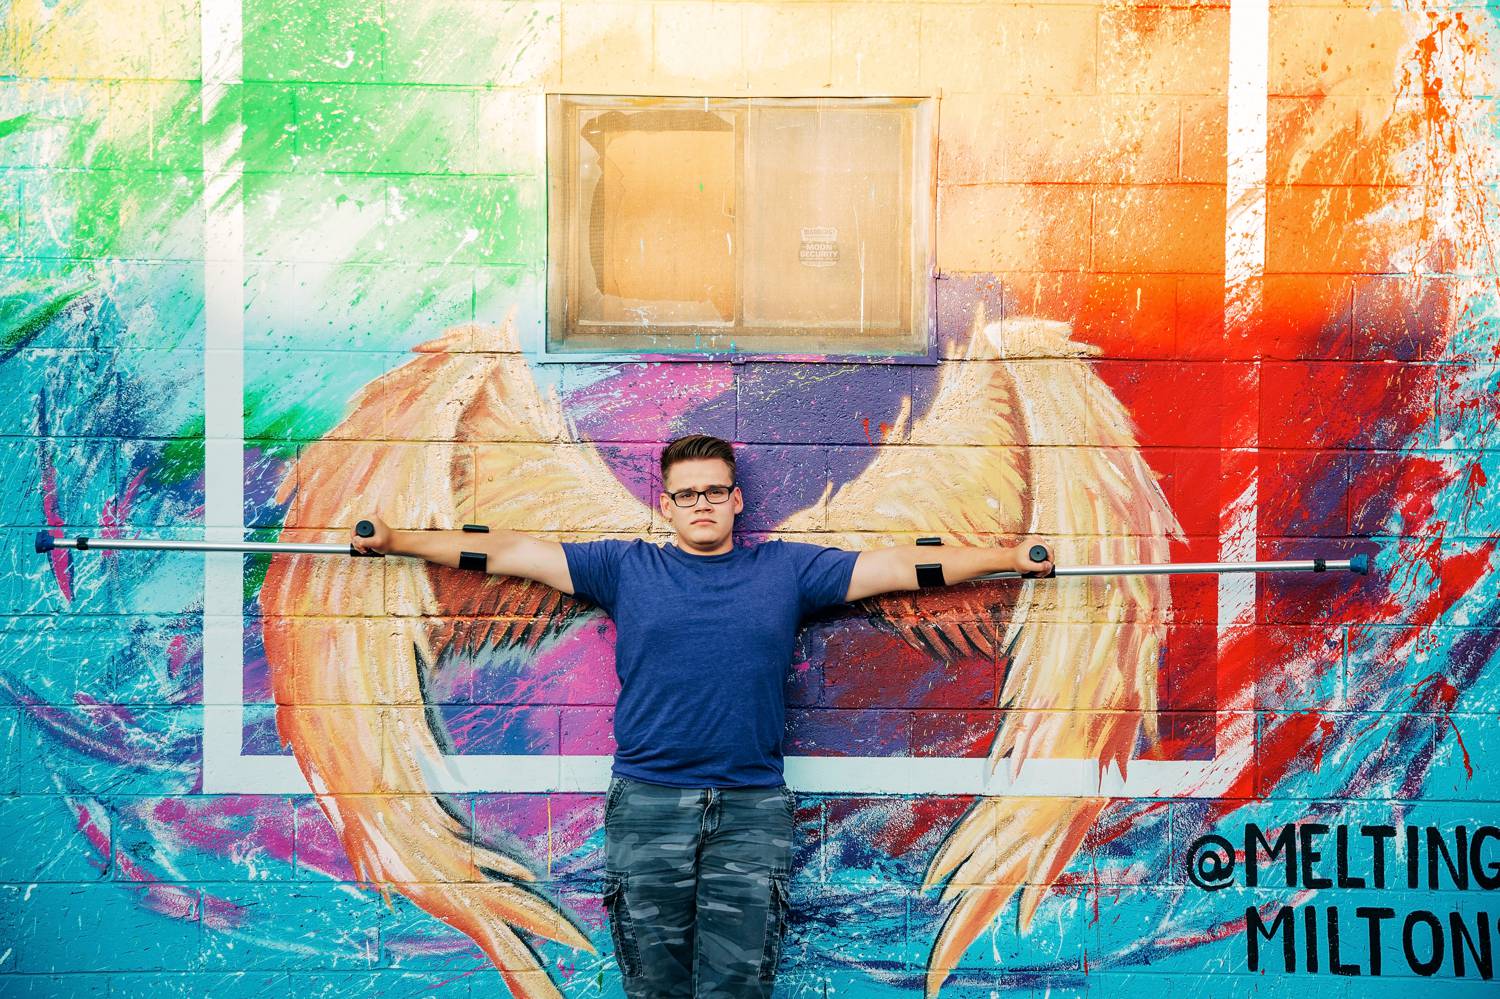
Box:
[654,2,746,93]
[1003,95,1179,184]
[560,2,654,93]
[294,85,476,175]
[10,883,201,973]
[1269,7,1422,98]
[1099,7,1230,96]
[243,0,384,83]
[938,183,1093,272]
[0,793,111,882]
[831,4,921,94]
[1092,184,1226,274]
[743,4,833,92]
[734,361,911,446]
[198,882,381,970]
[384,1,560,88]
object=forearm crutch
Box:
[37,530,1372,580]
[978,544,1371,581]
[34,520,390,558]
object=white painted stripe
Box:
[202,1,1245,802]
[1219,0,1267,700]
[1225,0,1269,315]
[213,753,1241,798]
[201,0,245,793]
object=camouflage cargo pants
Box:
[602,776,794,998]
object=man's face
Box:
[659,457,742,552]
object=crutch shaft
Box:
[35,531,381,558]
[977,554,1370,581]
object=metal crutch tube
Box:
[979,543,1372,582]
[34,521,386,558]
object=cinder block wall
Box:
[2,1,1498,995]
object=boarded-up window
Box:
[548,96,934,356]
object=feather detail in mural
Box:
[260,319,606,997]
[915,316,1181,997]
[779,306,1030,660]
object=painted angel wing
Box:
[784,312,1180,994]
[260,318,646,998]
[920,316,1180,996]
[778,307,1030,660]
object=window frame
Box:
[543,93,938,363]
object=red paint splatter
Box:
[1413,672,1474,780]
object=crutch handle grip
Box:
[1028,544,1050,564]
[349,519,386,557]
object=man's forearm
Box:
[888,544,1030,590]
[848,541,1050,601]
[387,528,522,570]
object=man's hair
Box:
[660,434,736,485]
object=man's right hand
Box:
[351,514,394,555]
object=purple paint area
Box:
[785,708,908,756]
[117,795,296,882]
[592,443,659,509]
[559,706,614,754]
[3,675,202,783]
[1088,800,1171,885]
[471,617,619,706]
[735,362,913,445]
[293,799,358,880]
[1256,537,1385,626]
[244,443,294,530]
[471,793,552,862]
[821,796,971,887]
[1353,275,1453,361]
[562,362,735,443]
[243,620,273,702]
[935,273,1005,357]
[1259,450,1350,537]
[543,794,606,879]
[733,444,831,529]
[436,704,559,754]
[1139,712,1215,762]
[242,702,289,755]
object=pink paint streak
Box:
[38,445,74,601]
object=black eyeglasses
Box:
[665,484,736,507]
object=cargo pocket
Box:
[602,874,641,979]
[758,874,791,982]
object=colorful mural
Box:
[3,0,1499,996]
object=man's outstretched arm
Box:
[844,541,1053,602]
[350,514,576,595]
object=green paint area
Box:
[155,419,207,488]
[0,277,95,359]
[0,113,33,142]
[7,0,554,530]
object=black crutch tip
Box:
[1028,544,1050,564]
[34,531,55,554]
[355,520,375,538]
[1350,553,1371,576]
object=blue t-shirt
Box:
[561,539,858,788]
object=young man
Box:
[352,434,1051,998]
